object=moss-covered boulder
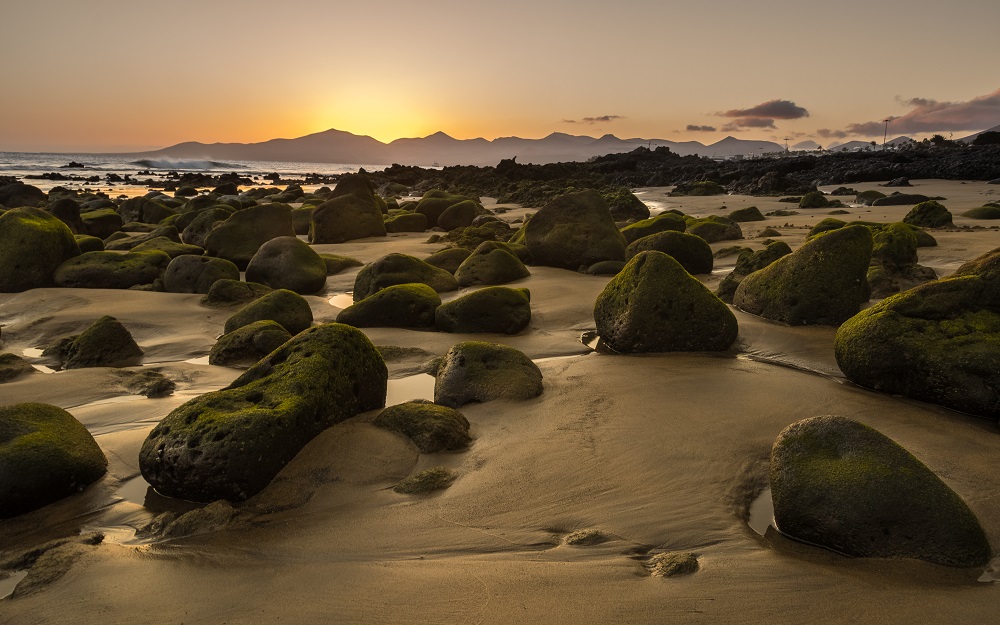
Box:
[871,193,930,207]
[594,251,737,352]
[0,207,80,292]
[0,182,46,208]
[798,191,830,209]
[866,222,937,298]
[835,248,1000,419]
[205,203,295,269]
[224,289,313,335]
[619,213,687,244]
[209,320,292,368]
[437,199,486,231]
[415,192,470,229]
[963,205,1000,220]
[53,250,170,289]
[58,316,143,369]
[603,189,650,221]
[309,174,386,243]
[118,196,177,224]
[373,400,471,453]
[726,206,765,222]
[163,255,241,294]
[770,416,991,567]
[807,218,847,238]
[434,341,543,408]
[80,207,124,239]
[435,287,531,335]
[139,323,387,502]
[425,248,472,274]
[684,216,743,243]
[903,200,953,228]
[245,236,328,295]
[393,467,457,494]
[454,241,530,287]
[384,211,428,233]
[130,236,204,259]
[670,180,726,196]
[353,253,459,301]
[715,241,792,304]
[318,253,363,275]
[74,234,104,253]
[104,225,181,252]
[291,206,314,235]
[584,260,626,275]
[48,197,84,233]
[180,206,234,248]
[336,283,441,329]
[625,231,713,274]
[0,353,37,383]
[200,279,272,308]
[734,225,872,325]
[524,190,627,270]
[0,403,108,518]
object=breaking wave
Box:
[130,158,247,170]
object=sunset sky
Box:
[2,0,999,152]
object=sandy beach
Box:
[1,179,999,624]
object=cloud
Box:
[686,124,716,132]
[722,118,776,131]
[817,128,849,139]
[842,87,1000,136]
[719,99,810,120]
[563,115,625,124]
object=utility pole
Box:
[783,137,791,153]
[882,118,892,150]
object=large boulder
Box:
[625,230,713,274]
[353,253,459,301]
[454,241,530,287]
[0,207,80,292]
[48,197,85,233]
[0,183,46,208]
[903,200,953,228]
[715,241,792,304]
[835,248,1000,419]
[425,248,472,274]
[384,212,428,233]
[594,251,738,353]
[866,222,937,298]
[0,403,107,518]
[770,416,992,567]
[415,191,470,229]
[524,190,626,269]
[200,279,272,308]
[336,283,441,329]
[620,213,687,244]
[685,216,743,243]
[57,316,144,369]
[224,289,314,335]
[734,225,872,325]
[373,400,471,453]
[435,287,531,335]
[205,203,295,269]
[0,353,37,383]
[318,253,363,275]
[117,196,176,224]
[871,192,930,207]
[434,341,543,408]
[163,255,241,294]
[139,323,388,502]
[131,236,204,259]
[79,207,124,239]
[53,250,170,289]
[309,174,386,243]
[437,200,486,231]
[104,225,182,252]
[245,236,328,295]
[180,206,235,247]
[209,320,292,368]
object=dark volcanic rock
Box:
[59,316,144,369]
[373,400,471,453]
[716,241,792,304]
[163,255,241,294]
[205,203,295,269]
[353,253,459,300]
[625,230,713,275]
[524,190,626,269]
[0,207,80,292]
[245,236,328,295]
[435,286,531,335]
[309,174,387,243]
[224,289,314,335]
[454,241,530,287]
[336,283,441,329]
[209,320,292,368]
[434,341,543,408]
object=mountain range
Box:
[141,129,786,167]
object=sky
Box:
[2,0,999,152]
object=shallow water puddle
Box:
[579,331,619,354]
[747,488,776,536]
[116,475,152,506]
[21,347,57,373]
[385,373,435,406]
[184,356,211,366]
[0,570,29,600]
[329,293,354,308]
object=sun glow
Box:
[309,90,441,143]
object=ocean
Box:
[0,151,382,195]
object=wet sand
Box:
[0,180,998,623]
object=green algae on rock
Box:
[524,190,626,270]
[309,174,387,243]
[163,255,241,294]
[209,320,293,368]
[139,323,388,502]
[835,248,1000,419]
[454,241,530,287]
[393,467,457,494]
[594,251,737,353]
[435,286,531,335]
[0,207,80,293]
[715,241,792,304]
[245,236,328,295]
[224,289,314,335]
[318,253,364,275]
[770,416,992,567]
[373,400,471,453]
[54,250,170,290]
[684,215,743,243]
[619,212,687,244]
[205,203,295,269]
[0,403,107,518]
[57,316,143,369]
[733,225,872,326]
[0,353,37,383]
[903,200,953,228]
[625,230,714,275]
[424,247,472,274]
[199,279,272,308]
[337,283,441,329]
[353,253,459,301]
[434,341,543,408]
